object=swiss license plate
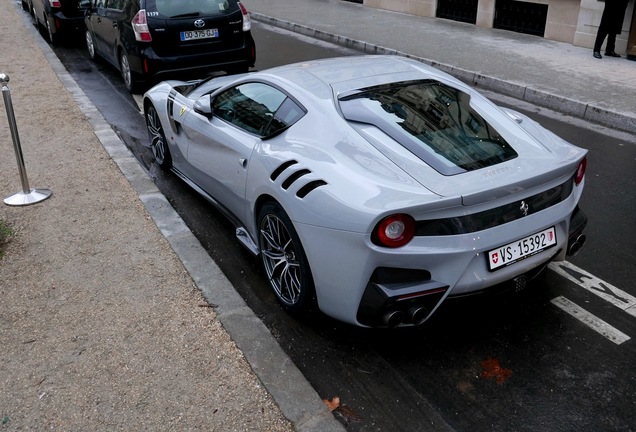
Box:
[488,227,557,271]
[180,29,219,41]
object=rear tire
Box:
[85,30,97,60]
[258,202,315,315]
[119,51,139,93]
[44,14,57,44]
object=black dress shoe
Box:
[593,51,602,59]
[605,51,621,57]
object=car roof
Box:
[260,55,460,98]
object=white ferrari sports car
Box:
[143,55,588,327]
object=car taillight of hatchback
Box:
[132,9,152,42]
[238,2,251,31]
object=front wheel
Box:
[145,103,171,169]
[258,202,315,314]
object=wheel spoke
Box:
[279,261,301,303]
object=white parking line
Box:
[551,296,631,345]
[549,261,636,318]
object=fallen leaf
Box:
[480,358,512,384]
[323,396,340,411]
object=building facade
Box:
[364,0,636,57]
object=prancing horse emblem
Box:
[520,200,529,216]
[194,19,205,28]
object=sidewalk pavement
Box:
[0,0,343,430]
[243,0,636,135]
[1,0,634,430]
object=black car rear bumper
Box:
[51,10,85,34]
[131,36,255,81]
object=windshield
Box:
[153,0,237,17]
[339,80,518,175]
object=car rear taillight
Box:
[238,2,251,31]
[372,214,416,248]
[132,9,152,42]
[51,0,61,7]
[574,157,587,185]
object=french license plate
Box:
[180,29,219,41]
[487,227,557,271]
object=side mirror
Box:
[193,95,213,117]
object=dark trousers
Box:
[594,29,617,53]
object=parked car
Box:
[21,0,34,15]
[143,55,588,328]
[30,0,89,44]
[84,0,256,92]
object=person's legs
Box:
[593,28,607,57]
[605,33,621,56]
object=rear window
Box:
[339,80,518,175]
[151,0,238,17]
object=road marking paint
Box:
[549,261,636,319]
[551,296,631,345]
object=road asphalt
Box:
[0,0,634,430]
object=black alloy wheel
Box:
[258,202,315,314]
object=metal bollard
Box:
[1,73,52,206]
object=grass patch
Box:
[0,218,14,258]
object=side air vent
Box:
[270,160,298,181]
[270,160,328,199]
[297,180,327,198]
[282,169,311,189]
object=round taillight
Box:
[575,157,587,185]
[373,214,416,248]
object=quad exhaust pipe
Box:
[383,310,404,328]
[567,234,586,257]
[383,306,429,327]
[409,306,428,326]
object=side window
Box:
[107,0,124,9]
[124,0,139,16]
[212,83,304,137]
[95,0,106,8]
[262,98,305,137]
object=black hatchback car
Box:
[30,0,90,44]
[85,0,256,92]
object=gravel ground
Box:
[0,0,293,430]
